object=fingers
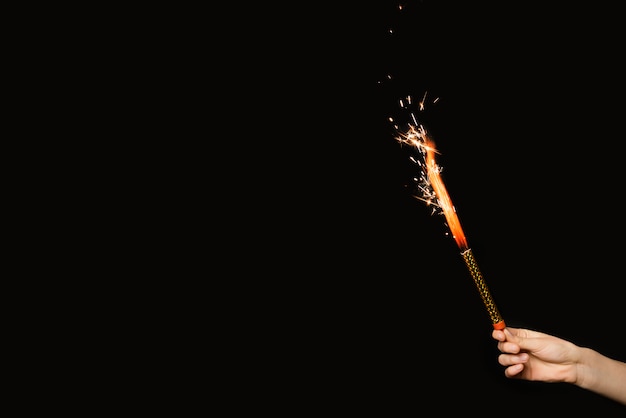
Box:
[505,326,545,341]
[493,327,534,380]
[499,352,528,379]
[498,340,522,354]
[493,329,522,354]
[492,329,518,353]
[503,327,519,341]
[498,352,529,366]
[496,327,533,353]
[492,329,506,342]
[504,363,525,378]
[492,327,521,343]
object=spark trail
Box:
[393,99,505,329]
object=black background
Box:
[231,1,626,414]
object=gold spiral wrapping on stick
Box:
[461,248,505,329]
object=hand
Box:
[492,326,578,383]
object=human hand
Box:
[491,326,578,383]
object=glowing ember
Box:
[395,124,468,250]
[393,103,506,330]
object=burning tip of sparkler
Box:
[393,112,468,250]
[392,94,504,329]
[394,125,441,156]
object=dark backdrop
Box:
[238,1,626,414]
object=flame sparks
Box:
[395,123,468,250]
[393,105,506,329]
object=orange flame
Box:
[423,137,468,250]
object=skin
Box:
[492,326,626,406]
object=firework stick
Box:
[461,248,505,329]
[424,138,506,329]
[430,161,506,328]
[397,125,506,329]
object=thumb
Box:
[504,327,545,352]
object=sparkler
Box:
[395,114,506,330]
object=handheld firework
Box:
[395,118,505,330]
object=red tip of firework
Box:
[492,321,506,330]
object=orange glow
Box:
[423,137,468,250]
[395,120,505,329]
[395,123,469,250]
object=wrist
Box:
[574,347,598,389]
